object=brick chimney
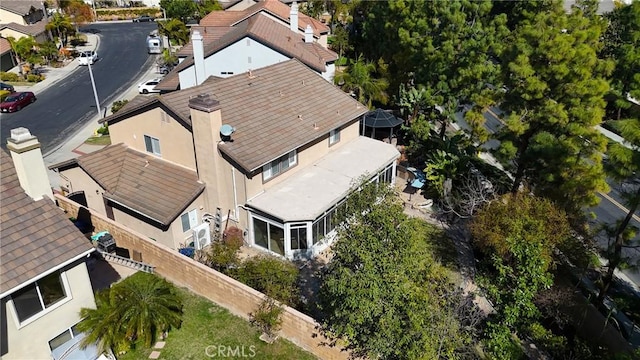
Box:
[290,1,298,33]
[304,24,313,43]
[6,127,53,202]
[192,30,206,86]
[189,94,229,213]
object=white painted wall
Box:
[179,37,306,89]
[322,63,335,82]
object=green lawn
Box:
[84,136,111,146]
[118,288,318,360]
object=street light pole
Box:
[87,60,102,117]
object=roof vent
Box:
[220,124,235,141]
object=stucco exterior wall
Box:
[57,166,107,218]
[2,261,96,360]
[0,10,25,25]
[108,108,196,171]
[322,62,335,82]
[179,37,291,89]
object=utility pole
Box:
[87,60,101,118]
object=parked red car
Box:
[0,91,36,113]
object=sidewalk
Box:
[10,32,162,189]
[12,33,100,94]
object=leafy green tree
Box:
[195,0,222,20]
[598,117,640,303]
[352,0,507,140]
[334,54,388,108]
[77,272,183,354]
[160,0,197,23]
[328,25,351,60]
[37,41,59,65]
[423,131,475,195]
[601,1,640,120]
[471,193,571,358]
[494,0,613,215]
[319,181,469,359]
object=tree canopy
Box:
[318,182,469,359]
[76,272,183,355]
[494,0,612,215]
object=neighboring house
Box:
[219,0,298,11]
[0,1,49,43]
[156,0,334,92]
[0,37,16,71]
[0,128,103,360]
[52,60,399,259]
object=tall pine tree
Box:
[495,0,613,214]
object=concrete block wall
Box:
[55,195,349,360]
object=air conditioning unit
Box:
[192,223,211,250]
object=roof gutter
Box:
[0,248,94,299]
[104,196,168,226]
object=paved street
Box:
[0,22,157,154]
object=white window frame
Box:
[10,270,72,328]
[144,135,161,156]
[329,128,340,145]
[250,213,286,257]
[49,323,82,351]
[180,209,198,233]
[262,150,297,181]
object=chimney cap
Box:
[189,94,221,113]
[10,127,35,142]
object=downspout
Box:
[231,167,238,220]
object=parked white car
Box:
[138,78,162,94]
[78,50,98,65]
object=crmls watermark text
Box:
[205,345,257,358]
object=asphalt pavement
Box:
[3,29,161,189]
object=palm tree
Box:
[334,54,389,108]
[46,13,74,47]
[76,272,183,355]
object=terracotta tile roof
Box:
[0,151,94,296]
[155,70,180,91]
[173,14,337,77]
[177,26,234,57]
[74,144,205,225]
[200,0,329,36]
[0,37,11,55]
[0,20,47,36]
[0,1,42,15]
[162,59,367,172]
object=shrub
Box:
[250,297,283,342]
[26,74,44,83]
[0,72,19,82]
[111,99,129,114]
[236,255,299,306]
[96,124,109,135]
[207,236,242,274]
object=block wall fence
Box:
[55,194,350,360]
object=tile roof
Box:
[0,150,94,296]
[0,37,11,55]
[0,20,48,36]
[103,60,366,172]
[74,144,205,225]
[173,14,337,77]
[154,70,180,91]
[0,1,42,15]
[164,59,367,172]
[200,0,330,36]
[177,26,234,57]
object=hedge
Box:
[95,7,162,21]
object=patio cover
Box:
[246,137,400,222]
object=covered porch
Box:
[245,137,400,260]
